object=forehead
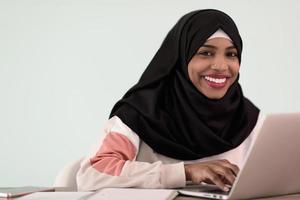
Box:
[203,38,235,48]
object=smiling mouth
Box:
[203,75,229,88]
[204,76,227,83]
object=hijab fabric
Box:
[110,9,260,160]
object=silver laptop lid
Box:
[230,113,300,199]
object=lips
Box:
[203,75,229,88]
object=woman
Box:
[77,9,260,192]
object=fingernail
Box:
[223,186,229,192]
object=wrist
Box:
[184,164,191,181]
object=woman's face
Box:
[187,37,240,99]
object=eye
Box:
[196,51,214,57]
[226,51,238,58]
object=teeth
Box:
[204,76,226,84]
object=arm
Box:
[76,116,185,191]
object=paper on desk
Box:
[16,188,178,200]
[16,192,93,200]
[88,188,178,200]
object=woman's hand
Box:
[184,159,239,192]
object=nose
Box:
[212,55,228,71]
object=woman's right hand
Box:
[184,159,239,192]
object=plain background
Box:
[1,0,299,186]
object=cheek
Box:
[188,58,209,74]
[187,60,200,81]
[228,63,240,85]
[231,63,240,76]
[187,63,192,77]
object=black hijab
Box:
[110,9,260,160]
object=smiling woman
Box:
[188,33,240,99]
[76,9,260,192]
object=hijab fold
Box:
[110,9,259,160]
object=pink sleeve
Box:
[76,116,186,191]
[90,132,137,176]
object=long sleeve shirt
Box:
[77,114,264,191]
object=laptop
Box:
[178,113,300,199]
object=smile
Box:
[203,75,228,88]
[204,76,226,84]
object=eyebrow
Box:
[201,44,237,50]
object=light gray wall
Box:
[1,0,299,186]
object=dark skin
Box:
[184,159,239,192]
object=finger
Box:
[217,160,239,176]
[205,167,229,192]
[221,176,234,186]
[212,165,236,185]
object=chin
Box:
[198,87,228,100]
[208,95,224,100]
[204,92,226,100]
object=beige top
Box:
[76,114,264,191]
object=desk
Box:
[54,188,300,200]
[3,187,300,200]
[51,188,300,200]
[176,194,300,200]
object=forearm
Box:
[77,116,186,190]
[77,158,185,190]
